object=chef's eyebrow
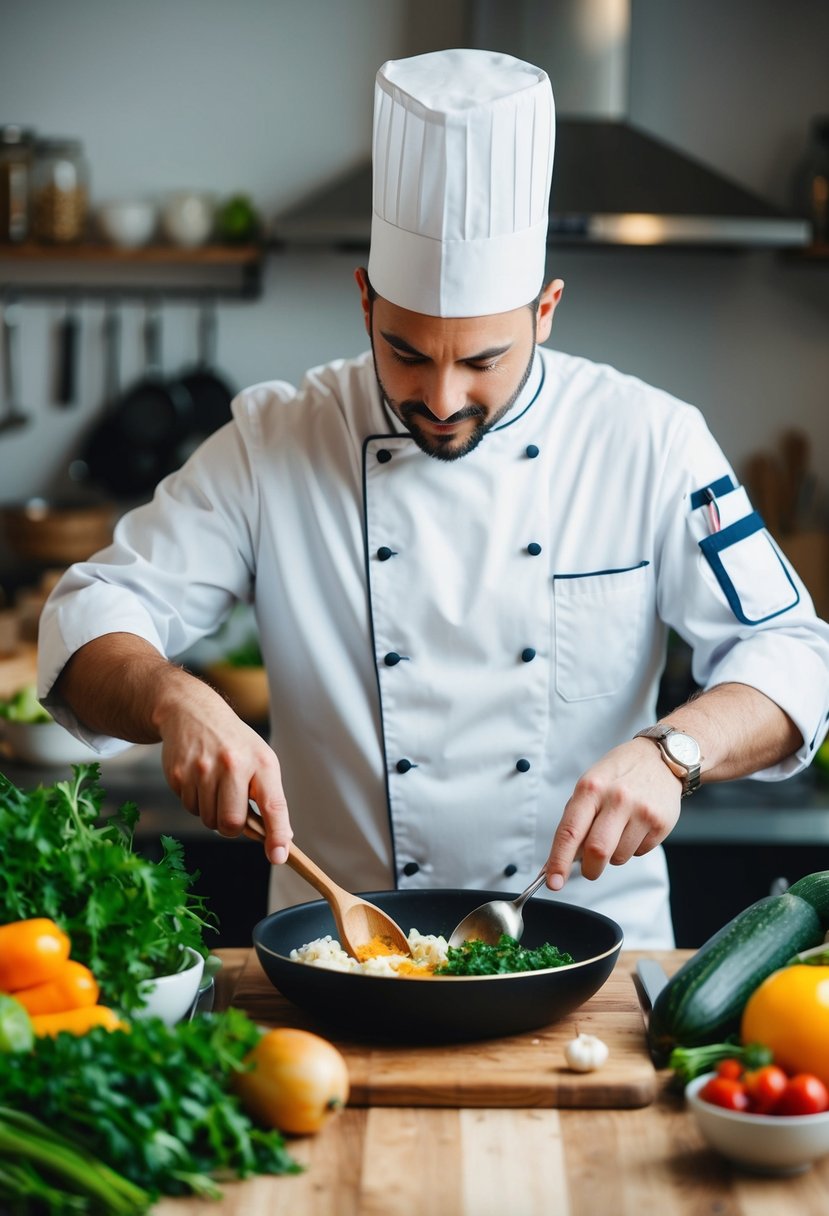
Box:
[379,331,512,362]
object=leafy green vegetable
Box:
[0,764,217,1012]
[0,1105,150,1214]
[224,635,263,667]
[0,683,52,723]
[0,1009,301,1204]
[667,1039,774,1085]
[435,934,575,976]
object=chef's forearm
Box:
[54,632,202,744]
[658,682,802,784]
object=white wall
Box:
[0,0,827,515]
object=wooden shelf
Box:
[0,242,266,299]
[0,241,263,264]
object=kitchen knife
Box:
[636,958,670,1010]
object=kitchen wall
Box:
[0,0,828,518]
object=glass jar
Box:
[0,124,35,243]
[31,137,89,243]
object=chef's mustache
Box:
[400,401,485,425]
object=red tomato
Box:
[699,1076,750,1112]
[743,1065,788,1114]
[775,1074,829,1117]
[716,1058,744,1081]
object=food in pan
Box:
[290,931,575,978]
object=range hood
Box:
[273,0,809,251]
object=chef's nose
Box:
[422,368,468,421]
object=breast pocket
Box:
[553,561,650,701]
[699,511,799,624]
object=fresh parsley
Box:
[0,1009,301,1204]
[436,934,575,976]
[0,763,217,1012]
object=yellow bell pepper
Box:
[741,964,829,1086]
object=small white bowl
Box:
[135,946,205,1027]
[161,191,215,248]
[97,199,157,248]
[686,1072,829,1175]
[0,718,101,766]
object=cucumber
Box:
[786,870,829,924]
[648,891,823,1064]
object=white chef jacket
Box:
[38,347,829,948]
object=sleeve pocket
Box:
[699,511,800,625]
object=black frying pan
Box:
[253,888,623,1044]
[82,300,193,499]
[177,297,235,452]
[113,299,194,451]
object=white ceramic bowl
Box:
[161,191,215,248]
[686,1072,829,1175]
[135,946,205,1027]
[0,718,101,766]
[97,199,157,248]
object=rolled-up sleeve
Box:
[38,417,259,752]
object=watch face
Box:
[668,732,701,766]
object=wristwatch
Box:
[633,724,702,797]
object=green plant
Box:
[0,765,217,1012]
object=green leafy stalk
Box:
[0,1106,150,1214]
[667,1040,774,1086]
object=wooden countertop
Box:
[152,949,829,1216]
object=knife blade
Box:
[636,958,670,1009]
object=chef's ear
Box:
[355,267,372,335]
[535,279,564,344]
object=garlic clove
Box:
[564,1032,609,1072]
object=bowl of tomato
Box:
[686,1066,829,1175]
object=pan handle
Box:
[56,295,80,408]
[143,298,163,374]
[197,295,218,368]
[102,298,121,406]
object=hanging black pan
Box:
[253,887,623,1044]
[176,296,235,458]
[113,297,194,453]
[82,299,193,500]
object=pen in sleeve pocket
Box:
[704,487,721,534]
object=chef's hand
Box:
[544,739,681,890]
[156,676,292,865]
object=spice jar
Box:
[0,125,35,243]
[31,137,89,243]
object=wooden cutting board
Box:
[228,950,659,1109]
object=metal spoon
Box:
[448,869,549,948]
[244,809,412,960]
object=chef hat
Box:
[368,48,555,318]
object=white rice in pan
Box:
[289,929,449,977]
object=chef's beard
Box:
[370,343,537,463]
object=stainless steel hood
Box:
[273,0,809,251]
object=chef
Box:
[38,49,829,948]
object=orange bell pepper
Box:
[0,918,71,992]
[30,1005,126,1038]
[13,959,99,1016]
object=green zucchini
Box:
[786,870,829,923]
[648,891,823,1064]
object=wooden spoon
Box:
[244,809,412,960]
